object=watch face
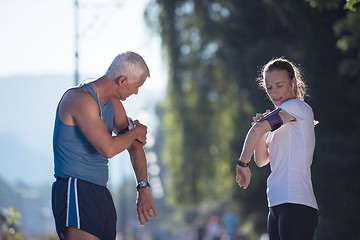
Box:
[138,180,148,188]
[137,180,150,190]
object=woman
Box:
[235,57,318,240]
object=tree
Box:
[303,1,360,239]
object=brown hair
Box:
[257,57,307,100]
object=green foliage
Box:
[333,11,360,77]
[307,0,360,78]
[305,0,342,9]
[305,0,360,11]
[148,0,253,207]
[2,207,24,240]
[344,0,360,11]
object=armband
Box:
[118,117,135,135]
[257,108,283,131]
[127,117,135,130]
[117,117,143,144]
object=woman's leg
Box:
[278,203,318,240]
[267,207,280,240]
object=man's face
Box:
[120,74,147,101]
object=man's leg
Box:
[64,226,100,240]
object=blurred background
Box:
[0,0,359,239]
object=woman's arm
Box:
[239,109,295,164]
[254,133,270,167]
[236,109,295,189]
[238,121,270,165]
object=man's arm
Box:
[127,141,157,226]
[61,91,145,158]
[111,97,157,225]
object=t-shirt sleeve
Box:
[279,99,305,122]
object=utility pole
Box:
[73,0,123,86]
[74,0,79,86]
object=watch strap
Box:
[236,159,249,168]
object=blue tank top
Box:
[53,84,115,186]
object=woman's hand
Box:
[252,109,271,125]
[236,165,251,189]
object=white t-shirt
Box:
[266,98,318,210]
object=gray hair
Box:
[105,51,150,81]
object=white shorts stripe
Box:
[74,178,80,229]
[66,177,71,227]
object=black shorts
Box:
[51,177,117,240]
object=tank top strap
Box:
[82,83,102,116]
[82,84,99,102]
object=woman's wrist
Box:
[236,158,249,168]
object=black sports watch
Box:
[236,159,249,168]
[136,180,150,190]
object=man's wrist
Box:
[236,158,249,168]
[136,180,150,190]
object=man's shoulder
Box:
[59,87,97,115]
[63,87,93,105]
[58,87,99,125]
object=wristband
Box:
[237,159,249,168]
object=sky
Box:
[0,0,167,189]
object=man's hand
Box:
[133,120,147,145]
[236,165,251,189]
[136,187,157,226]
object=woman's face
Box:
[264,69,295,107]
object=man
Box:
[52,51,157,240]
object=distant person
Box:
[52,51,157,240]
[235,57,318,240]
[194,216,207,240]
[206,216,221,240]
[221,211,238,240]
